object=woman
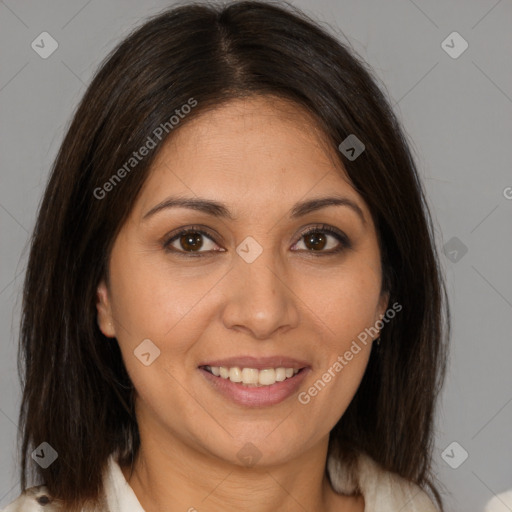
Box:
[6,1,449,511]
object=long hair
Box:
[17,1,450,510]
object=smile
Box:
[198,365,310,407]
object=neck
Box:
[120,432,360,512]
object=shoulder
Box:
[327,450,439,512]
[357,452,439,511]
[485,490,512,511]
[2,484,106,512]
[2,454,121,512]
[1,485,63,511]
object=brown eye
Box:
[163,224,350,258]
[293,225,351,255]
[178,232,204,252]
[303,231,328,251]
[163,226,223,256]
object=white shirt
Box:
[2,450,439,511]
[102,455,144,512]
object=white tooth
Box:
[259,368,276,385]
[241,368,259,385]
[208,365,299,385]
[229,367,242,382]
[275,367,286,382]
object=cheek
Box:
[297,345,371,434]
[107,244,226,397]
[292,260,380,418]
[108,244,214,342]
[295,262,383,344]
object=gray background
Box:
[1,1,511,511]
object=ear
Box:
[96,279,116,338]
[375,290,390,327]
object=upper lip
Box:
[198,356,310,370]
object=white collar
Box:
[102,455,145,512]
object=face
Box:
[96,95,389,468]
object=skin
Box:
[96,95,389,512]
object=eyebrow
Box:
[142,195,366,225]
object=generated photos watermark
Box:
[298,301,402,405]
[93,97,198,200]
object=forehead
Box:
[137,96,360,217]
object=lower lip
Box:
[199,367,310,407]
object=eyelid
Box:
[297,223,350,247]
[162,223,351,256]
[162,225,221,253]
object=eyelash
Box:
[162,224,351,258]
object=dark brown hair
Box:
[18,1,450,510]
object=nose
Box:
[220,245,300,340]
